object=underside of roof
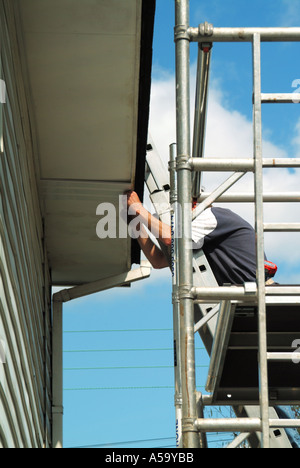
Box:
[17,0,155,285]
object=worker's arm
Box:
[125,191,171,269]
[136,224,169,269]
[126,191,172,247]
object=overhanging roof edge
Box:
[131,0,156,265]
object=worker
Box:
[125,189,300,448]
[125,190,275,285]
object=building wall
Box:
[0,1,52,448]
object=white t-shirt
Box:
[191,207,257,286]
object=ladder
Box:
[145,140,296,448]
[172,0,300,448]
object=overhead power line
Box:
[67,434,235,449]
[68,436,176,448]
[64,328,173,334]
[64,385,206,391]
[64,346,205,353]
[64,364,208,371]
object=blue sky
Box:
[62,0,300,449]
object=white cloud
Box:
[149,68,300,283]
[149,73,176,164]
[205,88,253,158]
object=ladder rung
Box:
[190,157,300,172]
[192,285,300,302]
[189,26,300,43]
[261,93,300,103]
[200,192,300,203]
[195,418,300,433]
[195,418,261,433]
[267,352,300,362]
[270,419,300,429]
[264,223,300,232]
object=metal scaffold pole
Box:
[170,0,300,448]
[252,32,270,448]
[169,143,183,448]
[174,0,200,449]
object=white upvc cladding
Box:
[0,1,52,448]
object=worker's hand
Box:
[124,190,143,215]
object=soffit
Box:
[18,0,154,285]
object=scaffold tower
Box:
[164,0,300,449]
